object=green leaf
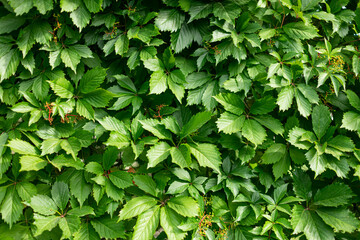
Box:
[295,88,312,117]
[20,155,47,171]
[188,3,212,22]
[115,34,129,56]
[33,0,53,14]
[84,0,103,13]
[105,178,124,201]
[59,215,81,239]
[102,146,118,170]
[61,137,81,160]
[32,21,52,44]
[33,75,50,100]
[180,111,211,139]
[171,23,201,53]
[155,9,185,32]
[0,14,25,33]
[41,138,62,155]
[312,105,331,139]
[33,214,60,236]
[254,115,284,136]
[283,22,320,40]
[301,0,322,11]
[160,206,187,240]
[305,148,327,177]
[147,142,171,168]
[292,169,312,201]
[61,48,81,72]
[250,97,276,116]
[313,183,354,207]
[70,3,91,31]
[51,154,84,171]
[91,217,125,239]
[109,171,133,189]
[170,145,191,168]
[70,171,91,206]
[259,28,277,40]
[212,1,241,24]
[353,55,360,76]
[60,0,81,12]
[133,175,158,197]
[346,90,360,111]
[216,112,245,134]
[189,143,221,173]
[242,119,267,146]
[213,93,245,115]
[328,135,354,152]
[316,207,360,233]
[0,187,23,228]
[16,182,37,202]
[76,99,95,120]
[149,71,168,94]
[51,182,70,211]
[8,139,39,155]
[167,196,199,217]
[30,195,58,215]
[133,206,160,240]
[341,111,360,131]
[277,86,294,111]
[0,49,21,81]
[11,102,35,113]
[79,67,107,94]
[262,144,286,164]
[48,78,74,98]
[119,196,158,220]
[74,223,99,240]
[291,205,334,240]
[140,119,172,140]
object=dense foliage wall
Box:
[1,0,360,239]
